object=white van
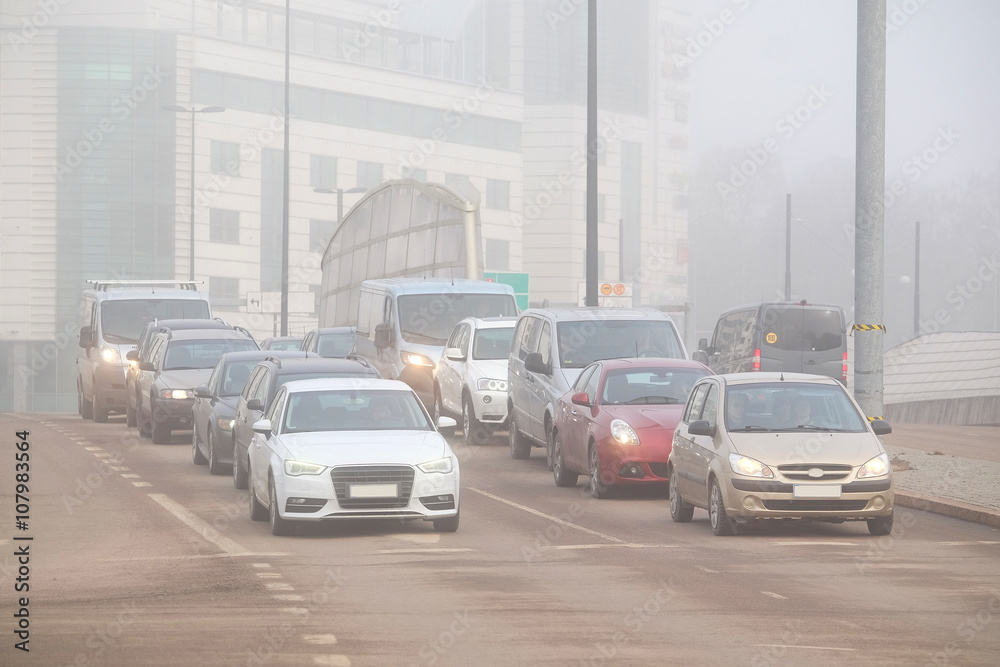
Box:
[350,278,519,409]
[77,280,212,422]
[507,307,687,462]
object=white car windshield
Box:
[282,389,432,433]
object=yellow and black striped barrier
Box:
[850,324,886,335]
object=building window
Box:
[485,238,510,271]
[211,141,240,175]
[357,161,383,189]
[310,219,338,253]
[310,155,338,190]
[209,209,240,244]
[486,179,510,210]
[209,276,240,311]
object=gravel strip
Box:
[885,445,1000,512]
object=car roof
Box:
[281,377,411,393]
[262,336,304,342]
[456,316,517,329]
[217,350,307,364]
[261,357,376,374]
[163,328,255,342]
[144,318,230,331]
[311,327,356,335]
[594,358,712,371]
[713,372,841,386]
[518,307,675,322]
[361,278,514,295]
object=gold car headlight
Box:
[858,453,890,478]
[729,453,774,478]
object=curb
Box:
[895,490,1000,529]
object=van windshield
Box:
[763,308,843,352]
[556,320,684,369]
[398,294,518,344]
[102,300,211,343]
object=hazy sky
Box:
[680,0,1000,186]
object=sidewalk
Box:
[882,423,1000,529]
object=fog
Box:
[679,0,1000,347]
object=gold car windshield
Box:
[725,383,868,433]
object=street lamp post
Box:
[162,104,225,280]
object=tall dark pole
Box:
[913,221,920,338]
[189,112,196,281]
[784,194,791,301]
[585,0,598,306]
[279,0,291,336]
[853,0,886,418]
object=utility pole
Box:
[585,0,598,307]
[853,0,887,418]
[913,221,920,338]
[279,0,291,336]
[784,194,791,301]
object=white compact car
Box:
[248,378,460,536]
[433,317,517,444]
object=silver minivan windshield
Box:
[398,294,518,344]
[556,320,683,369]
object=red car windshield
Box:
[601,368,708,405]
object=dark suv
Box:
[125,319,234,428]
[137,328,258,443]
[300,327,357,358]
[231,356,380,488]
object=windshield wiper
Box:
[730,425,770,431]
[623,396,679,405]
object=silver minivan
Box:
[507,307,686,463]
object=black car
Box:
[137,328,258,444]
[231,355,380,489]
[191,350,307,474]
[125,318,236,428]
[300,327,358,358]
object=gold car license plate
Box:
[793,484,842,498]
[349,483,398,499]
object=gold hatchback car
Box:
[668,373,894,536]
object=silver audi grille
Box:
[331,465,414,509]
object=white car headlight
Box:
[100,346,119,364]
[477,378,508,392]
[402,352,435,368]
[729,453,774,478]
[610,419,640,446]
[858,453,889,478]
[418,457,454,474]
[160,389,191,400]
[284,460,327,476]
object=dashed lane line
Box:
[468,487,625,543]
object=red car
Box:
[550,358,712,498]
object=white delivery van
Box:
[77,280,212,422]
[351,278,519,409]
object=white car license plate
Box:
[349,483,398,499]
[793,484,842,498]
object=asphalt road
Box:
[2,413,999,667]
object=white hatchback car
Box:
[248,378,460,536]
[433,316,517,444]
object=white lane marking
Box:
[264,582,294,591]
[84,447,103,451]
[696,565,718,573]
[773,541,858,546]
[110,467,129,471]
[132,482,152,487]
[147,493,250,555]
[939,541,1000,546]
[312,656,351,666]
[252,563,272,568]
[469,487,625,543]
[121,474,141,478]
[273,595,305,601]
[281,608,310,615]
[761,591,788,600]
[94,452,113,458]
[97,553,287,561]
[256,572,283,578]
[390,533,441,544]
[302,635,339,645]
[753,644,855,652]
[375,548,473,554]
[544,544,680,550]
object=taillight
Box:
[753,348,761,372]
[842,351,848,383]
